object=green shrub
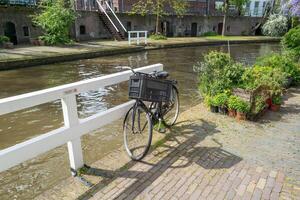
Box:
[262,14,288,37]
[255,53,300,84]
[253,95,267,114]
[228,96,250,113]
[204,95,218,106]
[201,31,218,37]
[213,92,230,107]
[241,66,287,95]
[149,33,167,40]
[272,95,282,105]
[195,51,234,96]
[235,98,250,113]
[282,25,300,58]
[224,62,245,87]
[227,96,239,110]
[32,0,76,45]
[0,36,10,44]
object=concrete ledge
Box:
[0,47,144,71]
[146,38,281,49]
[0,37,280,70]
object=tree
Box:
[262,14,288,36]
[221,0,249,36]
[130,0,187,35]
[32,0,76,45]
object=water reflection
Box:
[0,43,280,199]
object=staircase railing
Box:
[96,0,120,33]
[105,1,127,33]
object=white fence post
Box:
[0,64,163,173]
[137,32,140,45]
[145,31,148,45]
[128,32,131,45]
[61,95,84,174]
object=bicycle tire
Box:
[123,104,153,161]
[162,86,180,126]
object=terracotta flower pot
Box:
[270,104,280,112]
[236,112,246,121]
[266,98,272,108]
[228,109,236,117]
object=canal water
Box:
[0,43,280,199]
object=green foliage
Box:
[195,51,245,96]
[282,25,300,58]
[32,0,76,45]
[213,92,230,107]
[0,36,10,44]
[262,14,288,37]
[201,31,218,36]
[272,95,282,105]
[204,95,217,106]
[255,53,300,84]
[130,0,187,34]
[149,33,167,40]
[253,95,267,114]
[230,0,249,14]
[130,0,187,17]
[228,96,250,113]
[241,66,287,95]
[227,96,239,110]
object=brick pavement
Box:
[36,87,300,200]
[82,127,297,200]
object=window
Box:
[227,26,231,32]
[23,26,29,37]
[80,25,86,35]
[213,26,216,31]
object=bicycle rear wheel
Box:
[123,105,152,161]
[162,86,179,126]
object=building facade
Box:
[244,0,273,17]
[0,0,263,44]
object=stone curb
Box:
[0,38,280,70]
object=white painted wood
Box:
[96,0,119,32]
[0,64,162,115]
[0,64,163,173]
[105,1,127,32]
[128,31,148,45]
[62,95,84,172]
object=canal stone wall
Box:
[0,7,43,44]
[1,7,262,43]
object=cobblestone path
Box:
[37,88,300,200]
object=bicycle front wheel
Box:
[123,105,152,161]
[162,86,180,126]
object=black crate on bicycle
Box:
[129,73,172,102]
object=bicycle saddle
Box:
[155,71,169,78]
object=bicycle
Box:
[123,67,179,161]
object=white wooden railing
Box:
[0,64,163,173]
[128,31,148,45]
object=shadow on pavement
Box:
[77,119,242,200]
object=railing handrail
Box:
[128,31,148,45]
[0,64,163,173]
[96,0,119,32]
[105,1,127,33]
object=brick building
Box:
[0,0,262,44]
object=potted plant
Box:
[235,98,250,121]
[205,96,218,113]
[227,96,238,117]
[0,36,13,49]
[214,92,229,115]
[270,95,282,111]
